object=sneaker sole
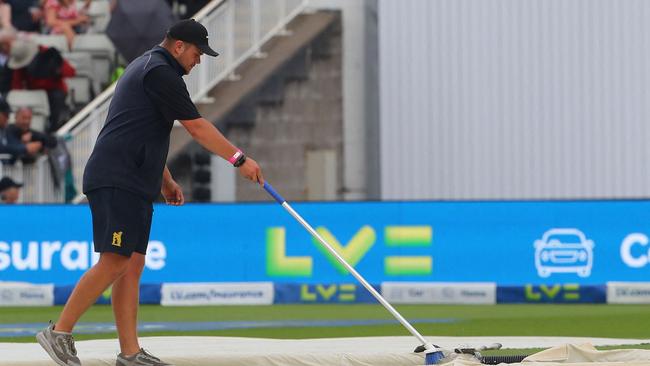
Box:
[36,331,76,366]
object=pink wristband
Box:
[228,150,243,165]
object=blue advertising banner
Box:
[2,200,650,285]
[274,283,379,304]
[497,284,607,303]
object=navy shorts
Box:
[87,187,153,257]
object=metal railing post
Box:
[225,1,240,80]
[251,0,266,58]
[277,0,292,35]
[0,155,6,177]
[37,157,45,202]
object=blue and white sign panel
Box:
[2,201,650,285]
[0,282,54,306]
[606,282,650,304]
[381,282,496,304]
[161,282,274,306]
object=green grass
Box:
[2,304,650,344]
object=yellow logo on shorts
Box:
[112,231,123,247]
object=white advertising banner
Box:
[161,282,274,306]
[381,282,496,304]
[0,282,54,306]
[607,282,650,304]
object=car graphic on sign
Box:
[534,228,594,278]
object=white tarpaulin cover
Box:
[440,343,650,365]
[1,336,649,366]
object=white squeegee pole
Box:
[280,202,432,349]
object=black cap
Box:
[167,19,219,57]
[0,177,22,192]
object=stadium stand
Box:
[63,51,94,109]
[6,90,49,132]
[0,0,116,203]
[30,33,68,52]
[85,0,111,33]
[70,33,115,92]
[3,0,311,203]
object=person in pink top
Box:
[43,0,91,49]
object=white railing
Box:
[1,155,64,203]
[31,0,309,203]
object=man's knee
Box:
[97,252,131,277]
[125,253,146,277]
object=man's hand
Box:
[26,141,42,155]
[179,118,264,185]
[238,157,264,185]
[21,132,32,143]
[77,14,90,25]
[161,178,184,206]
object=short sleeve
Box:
[143,66,201,123]
[44,0,59,10]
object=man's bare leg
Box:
[112,253,146,356]
[56,253,131,332]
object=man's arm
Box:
[0,139,26,156]
[143,66,263,184]
[0,129,40,157]
[32,130,57,149]
[161,165,184,205]
[180,117,264,185]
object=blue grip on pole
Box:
[263,182,285,204]
[425,351,445,365]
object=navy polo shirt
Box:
[83,46,200,202]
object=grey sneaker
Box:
[35,321,81,366]
[116,348,173,366]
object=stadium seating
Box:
[85,0,111,33]
[28,35,103,112]
[71,34,116,94]
[7,90,50,132]
[64,52,94,109]
[29,34,68,53]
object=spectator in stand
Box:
[7,106,57,164]
[2,38,76,132]
[44,0,91,50]
[0,176,21,203]
[0,1,13,31]
[5,0,42,33]
[0,98,41,163]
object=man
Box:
[36,19,263,366]
[0,98,41,163]
[0,176,21,203]
[7,107,57,164]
